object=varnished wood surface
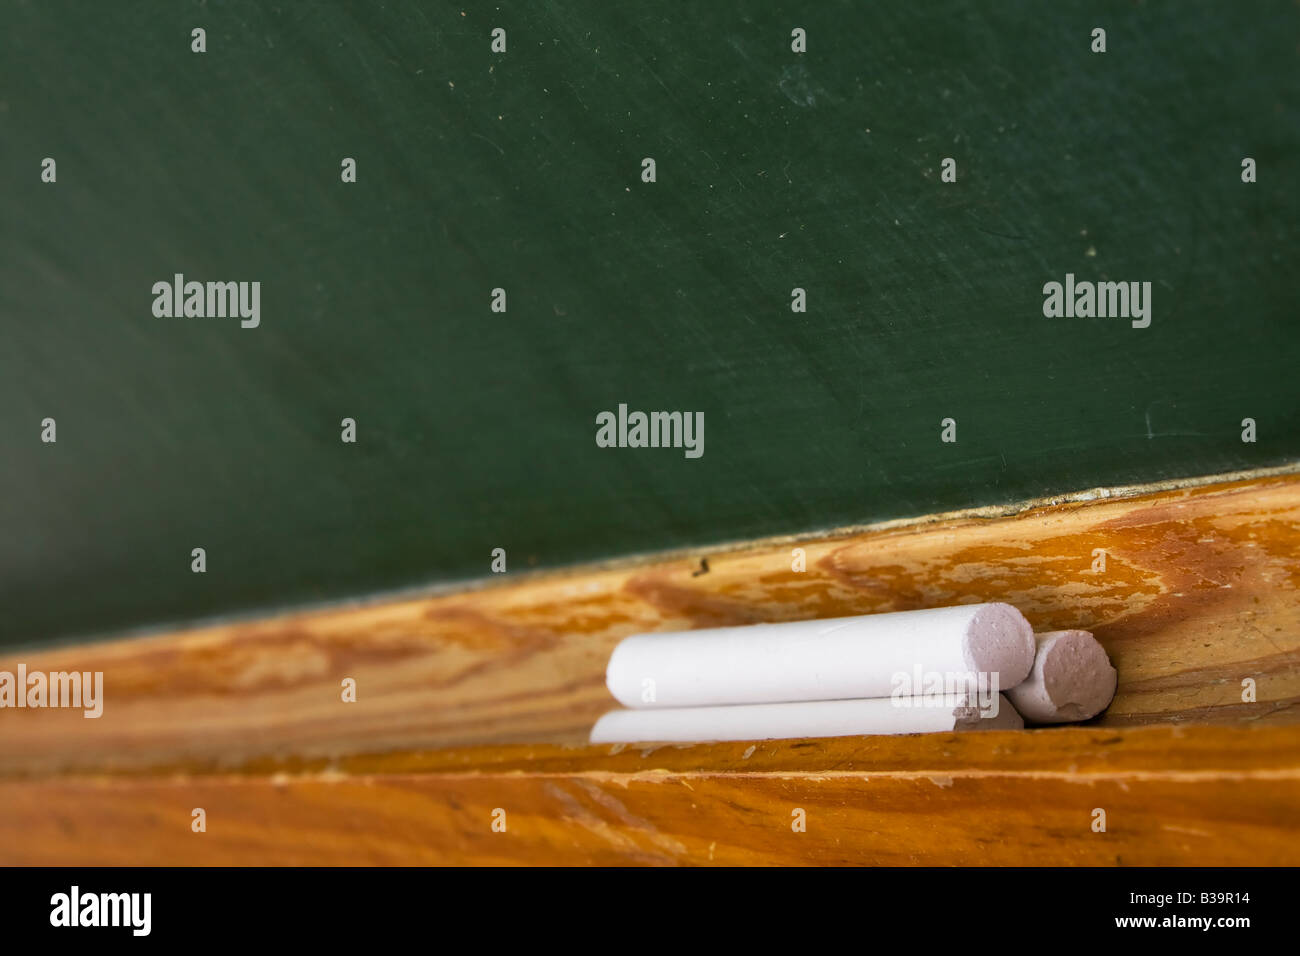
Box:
[2,725,1297,865]
[2,472,1298,777]
[1,472,1298,864]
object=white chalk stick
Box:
[590,694,1023,743]
[1005,629,1117,723]
[605,603,1035,708]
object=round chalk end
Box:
[1039,629,1118,722]
[604,638,645,708]
[962,603,1036,689]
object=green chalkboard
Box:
[2,1,1297,647]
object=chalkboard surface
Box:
[2,1,1297,647]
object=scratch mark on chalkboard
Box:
[352,48,381,98]
[778,63,820,107]
[1144,402,1205,440]
[974,224,1029,241]
[725,35,754,63]
[637,53,677,105]
[470,132,505,156]
[965,210,1028,241]
[561,80,588,111]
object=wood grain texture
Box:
[1,472,1298,779]
[2,726,1297,865]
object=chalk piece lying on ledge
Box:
[590,695,1023,743]
[1005,630,1118,724]
[605,603,1035,708]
